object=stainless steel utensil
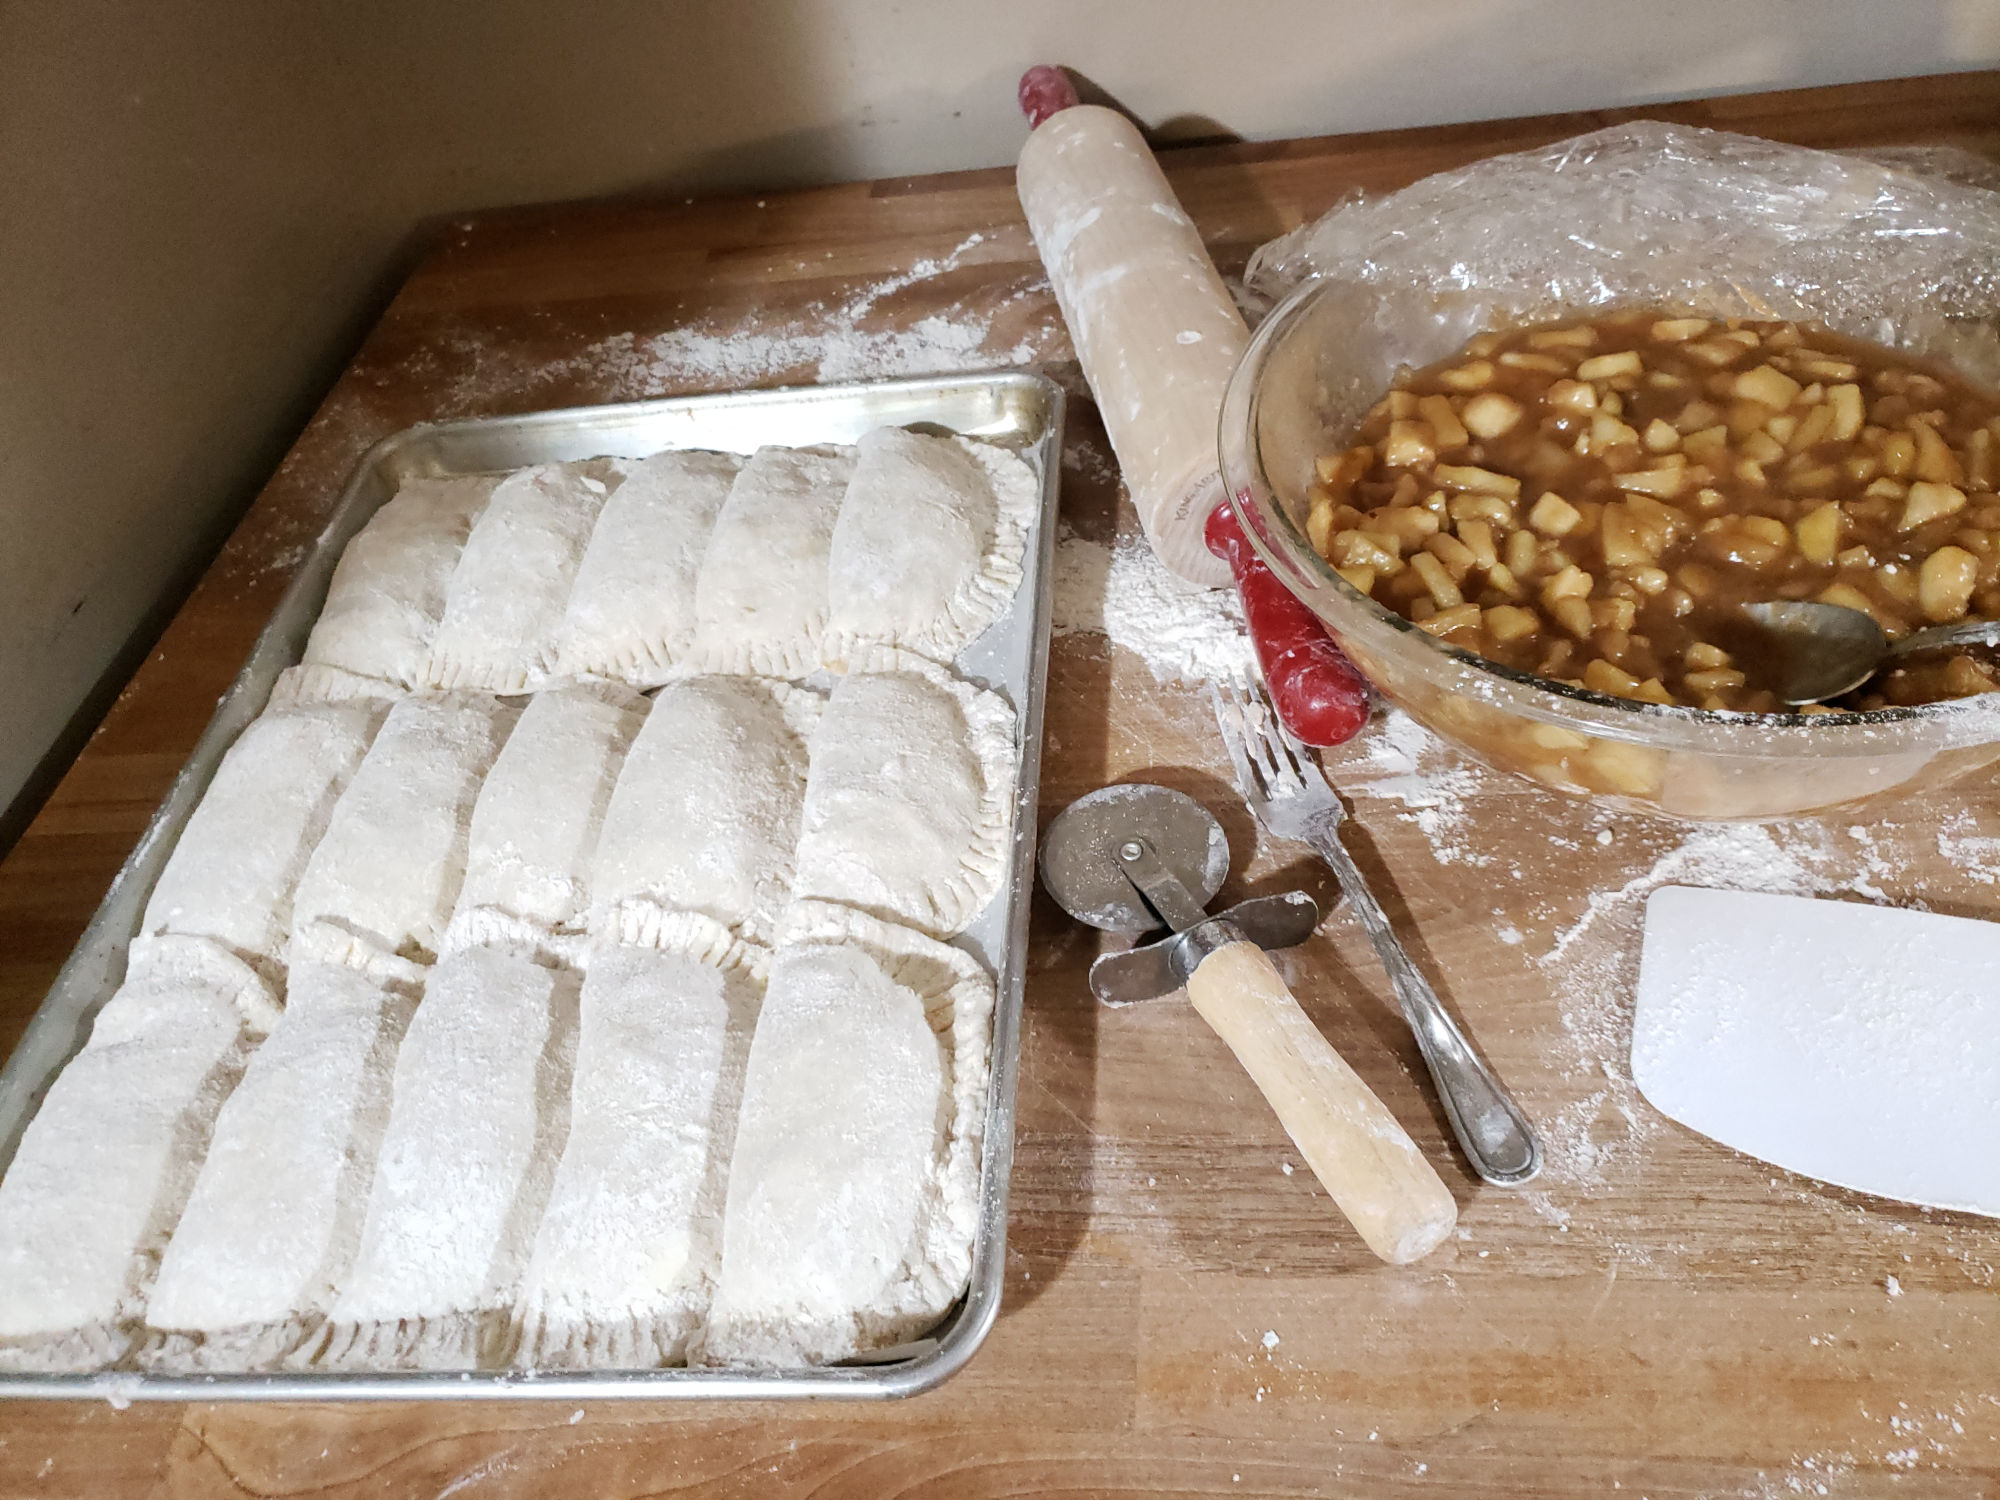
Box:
[1039,783,1459,1265]
[1038,783,1320,1003]
[1739,601,2000,706]
[1210,674,1542,1187]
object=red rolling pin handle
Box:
[1018,65,1081,126]
[1206,502,1372,747]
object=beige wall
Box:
[4,0,1997,828]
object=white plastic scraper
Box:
[1632,885,2000,1217]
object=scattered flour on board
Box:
[1937,809,2000,885]
[1050,526,1250,685]
[417,231,1052,414]
[1337,710,1493,868]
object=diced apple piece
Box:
[1547,379,1599,414]
[1912,548,1976,624]
[1528,492,1582,536]
[1794,502,1843,564]
[1827,383,1865,441]
[1787,401,1835,453]
[1583,658,1641,696]
[1548,596,1596,640]
[1586,413,1640,453]
[1591,596,1638,632]
[1614,467,1690,499]
[1684,667,1748,695]
[1900,481,1969,532]
[1424,531,1479,581]
[1735,364,1803,409]
[1417,394,1468,450]
[1383,419,1436,468]
[1455,519,1497,569]
[1529,324,1598,349]
[1417,602,1482,636]
[1742,430,1785,465]
[1541,564,1593,602]
[1330,530,1403,574]
[1650,318,1711,343]
[1504,529,1540,575]
[1681,425,1730,463]
[1410,550,1464,609]
[1461,391,1524,439]
[1500,351,1571,375]
[1434,463,1521,498]
[1910,419,1966,485]
[1578,350,1644,382]
[1483,604,1540,642]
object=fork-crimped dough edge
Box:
[820,435,1039,672]
[587,676,821,949]
[509,908,767,1370]
[696,901,993,1367]
[797,653,1018,939]
[0,937,266,1373]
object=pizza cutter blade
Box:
[1039,785,1319,1004]
[1037,782,1459,1265]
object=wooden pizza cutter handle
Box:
[1183,935,1459,1265]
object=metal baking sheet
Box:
[0,370,1064,1401]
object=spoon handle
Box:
[1887,619,2000,658]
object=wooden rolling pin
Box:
[1016,77,1245,588]
[1016,69,1373,746]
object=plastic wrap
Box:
[1244,121,2000,439]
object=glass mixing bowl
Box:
[1219,279,2000,822]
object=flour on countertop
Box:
[416,232,1055,416]
[1050,527,1249,685]
[1937,810,2000,885]
[1336,710,1494,868]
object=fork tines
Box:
[1209,672,1310,806]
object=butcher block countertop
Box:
[6,71,2000,1500]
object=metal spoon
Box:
[1738,601,2000,705]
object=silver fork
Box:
[1211,674,1541,1186]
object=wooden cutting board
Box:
[4,70,2000,1500]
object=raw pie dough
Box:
[591,675,818,946]
[139,673,393,1020]
[301,474,498,689]
[426,460,623,692]
[688,445,854,678]
[0,938,261,1371]
[514,915,763,1369]
[305,947,580,1370]
[557,450,741,684]
[444,678,647,965]
[792,658,1015,937]
[142,962,418,1369]
[823,427,1037,669]
[702,903,991,1367]
[289,691,519,980]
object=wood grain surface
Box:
[6,72,2000,1499]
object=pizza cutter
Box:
[1040,784,1458,1264]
